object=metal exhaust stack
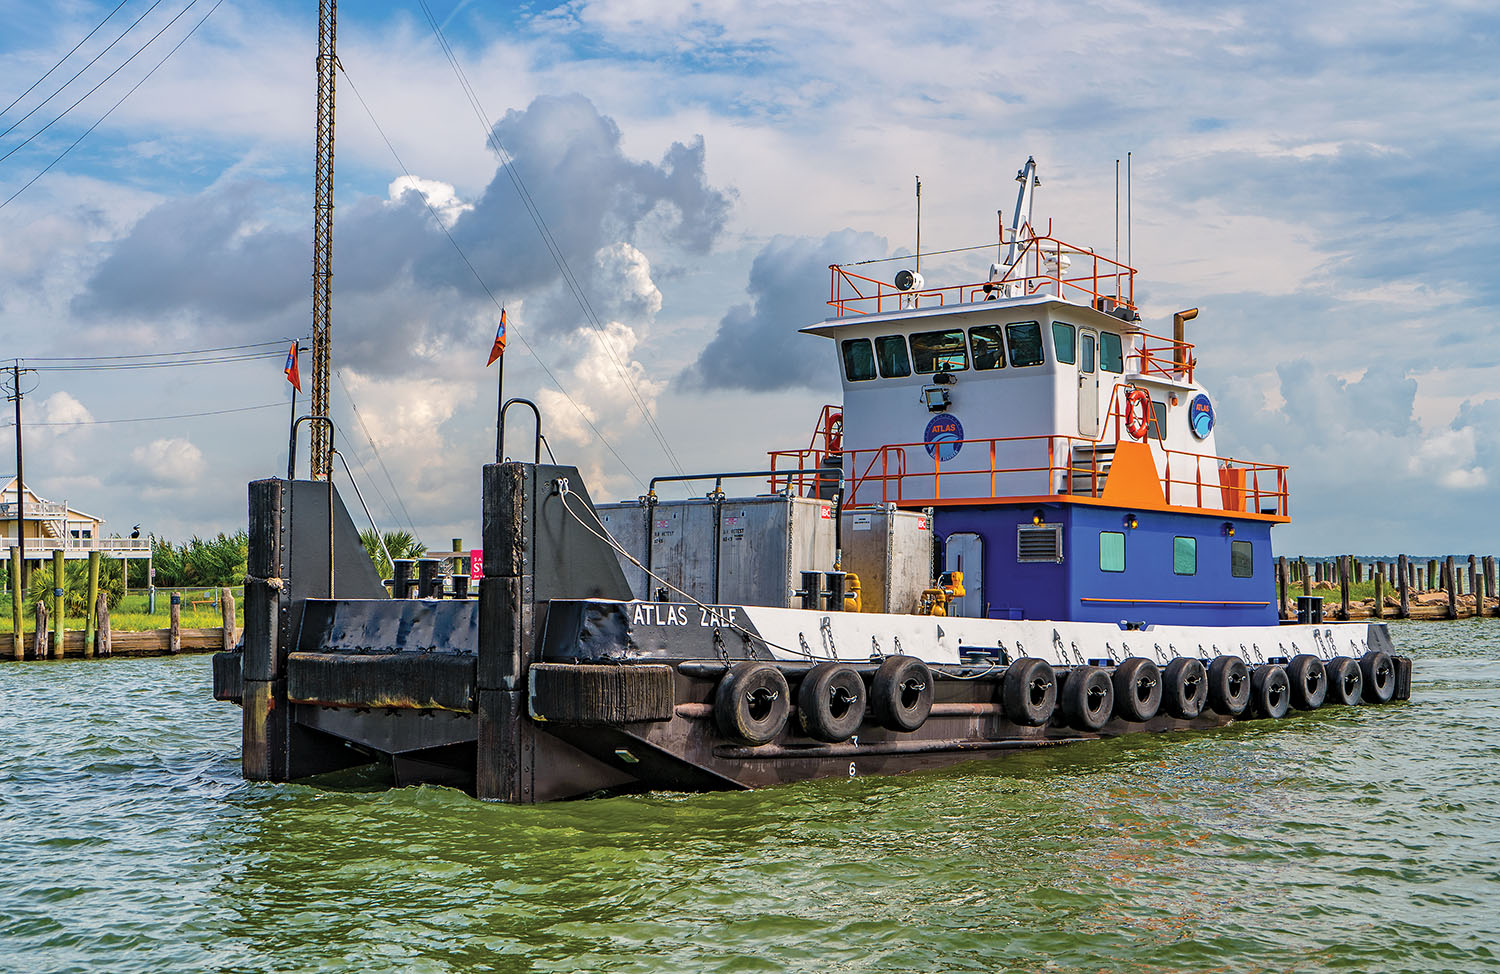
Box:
[1173,308,1199,375]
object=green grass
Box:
[0,589,244,633]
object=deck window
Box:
[1148,400,1167,441]
[1173,536,1196,575]
[1052,322,1076,365]
[969,326,1006,370]
[875,335,911,378]
[1100,332,1124,373]
[1080,333,1096,373]
[841,338,876,381]
[1231,540,1253,578]
[1100,531,1126,572]
[1006,321,1045,367]
[911,330,968,373]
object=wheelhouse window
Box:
[1148,399,1167,441]
[841,338,876,381]
[875,335,911,378]
[1006,321,1045,367]
[1080,333,1096,373]
[1099,531,1125,572]
[1052,322,1076,365]
[1231,540,1253,578]
[911,330,968,373]
[969,325,1006,370]
[1100,332,1124,373]
[1173,536,1196,575]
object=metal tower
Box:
[309,0,337,480]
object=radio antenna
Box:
[1127,151,1132,270]
[1115,158,1120,297]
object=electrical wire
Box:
[333,370,418,537]
[337,63,648,490]
[412,0,690,486]
[20,340,291,362]
[30,349,281,372]
[0,0,227,212]
[0,0,133,123]
[0,400,282,428]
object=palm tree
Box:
[360,529,426,580]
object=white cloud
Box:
[535,321,664,448]
[388,175,472,227]
[130,437,206,485]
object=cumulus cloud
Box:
[535,321,665,447]
[130,437,206,484]
[38,391,93,428]
[389,175,472,227]
[683,230,884,391]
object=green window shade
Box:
[1100,531,1126,572]
[1100,332,1124,373]
[842,338,875,381]
[1173,537,1196,575]
[1232,540,1253,578]
[875,335,911,377]
[1052,322,1076,365]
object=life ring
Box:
[1124,388,1152,439]
[1249,663,1290,719]
[714,661,791,745]
[1207,656,1251,716]
[1001,657,1056,726]
[1161,657,1207,719]
[1323,656,1362,706]
[824,411,844,454]
[1112,657,1162,722]
[1286,653,1327,710]
[1061,665,1114,731]
[796,662,865,742]
[870,655,933,731]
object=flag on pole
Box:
[284,342,302,391]
[487,308,508,366]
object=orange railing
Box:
[829,224,1136,318]
[769,404,843,494]
[1131,331,1196,383]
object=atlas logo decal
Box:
[1189,394,1214,439]
[924,413,964,460]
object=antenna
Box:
[914,175,922,275]
[1127,151,1132,271]
[1115,158,1120,297]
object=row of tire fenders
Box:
[709,650,1399,747]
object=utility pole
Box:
[309,0,337,480]
[5,361,36,587]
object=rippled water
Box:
[2,621,1497,973]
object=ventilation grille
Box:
[1017,525,1063,563]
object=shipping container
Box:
[840,505,935,614]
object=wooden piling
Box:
[1373,561,1384,619]
[34,599,49,660]
[1299,557,1310,597]
[95,590,111,657]
[84,551,100,658]
[1446,556,1458,619]
[1277,556,1289,620]
[8,546,20,660]
[169,593,181,654]
[220,587,236,652]
[1430,560,1439,593]
[1471,556,1480,618]
[1488,556,1498,617]
[1354,559,1363,584]
[52,549,64,658]
[1339,555,1351,621]
[1398,553,1410,618]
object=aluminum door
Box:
[1078,329,1099,437]
[943,531,984,618]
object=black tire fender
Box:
[1161,657,1208,719]
[1360,650,1395,704]
[870,655,933,732]
[796,662,866,742]
[1250,664,1290,719]
[1061,665,1114,732]
[714,661,791,745]
[1112,658,1162,722]
[1001,657,1056,726]
[1324,656,1363,706]
[1207,656,1251,716]
[1286,653,1327,710]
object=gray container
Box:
[840,506,935,614]
[596,495,837,607]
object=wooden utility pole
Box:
[309,0,337,480]
[6,361,35,587]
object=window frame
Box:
[1099,531,1126,573]
[1100,332,1124,373]
[1148,399,1167,441]
[968,325,1007,371]
[1231,540,1254,578]
[874,335,912,378]
[841,338,876,382]
[910,329,969,374]
[1173,536,1196,576]
[1052,321,1077,365]
[1080,332,1096,374]
[1005,321,1046,368]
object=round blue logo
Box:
[924,413,964,460]
[1189,394,1214,439]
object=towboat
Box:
[212,157,1409,801]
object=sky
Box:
[0,0,1497,556]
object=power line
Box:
[31,350,282,372]
[0,401,283,428]
[412,0,689,485]
[0,0,227,212]
[19,340,292,362]
[334,370,418,536]
[337,63,648,490]
[0,0,132,122]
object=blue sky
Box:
[1,0,1497,555]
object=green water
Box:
[2,621,1497,973]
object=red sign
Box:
[470,548,482,580]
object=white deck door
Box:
[1078,329,1099,437]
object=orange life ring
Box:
[1124,388,1151,439]
[825,411,844,453]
